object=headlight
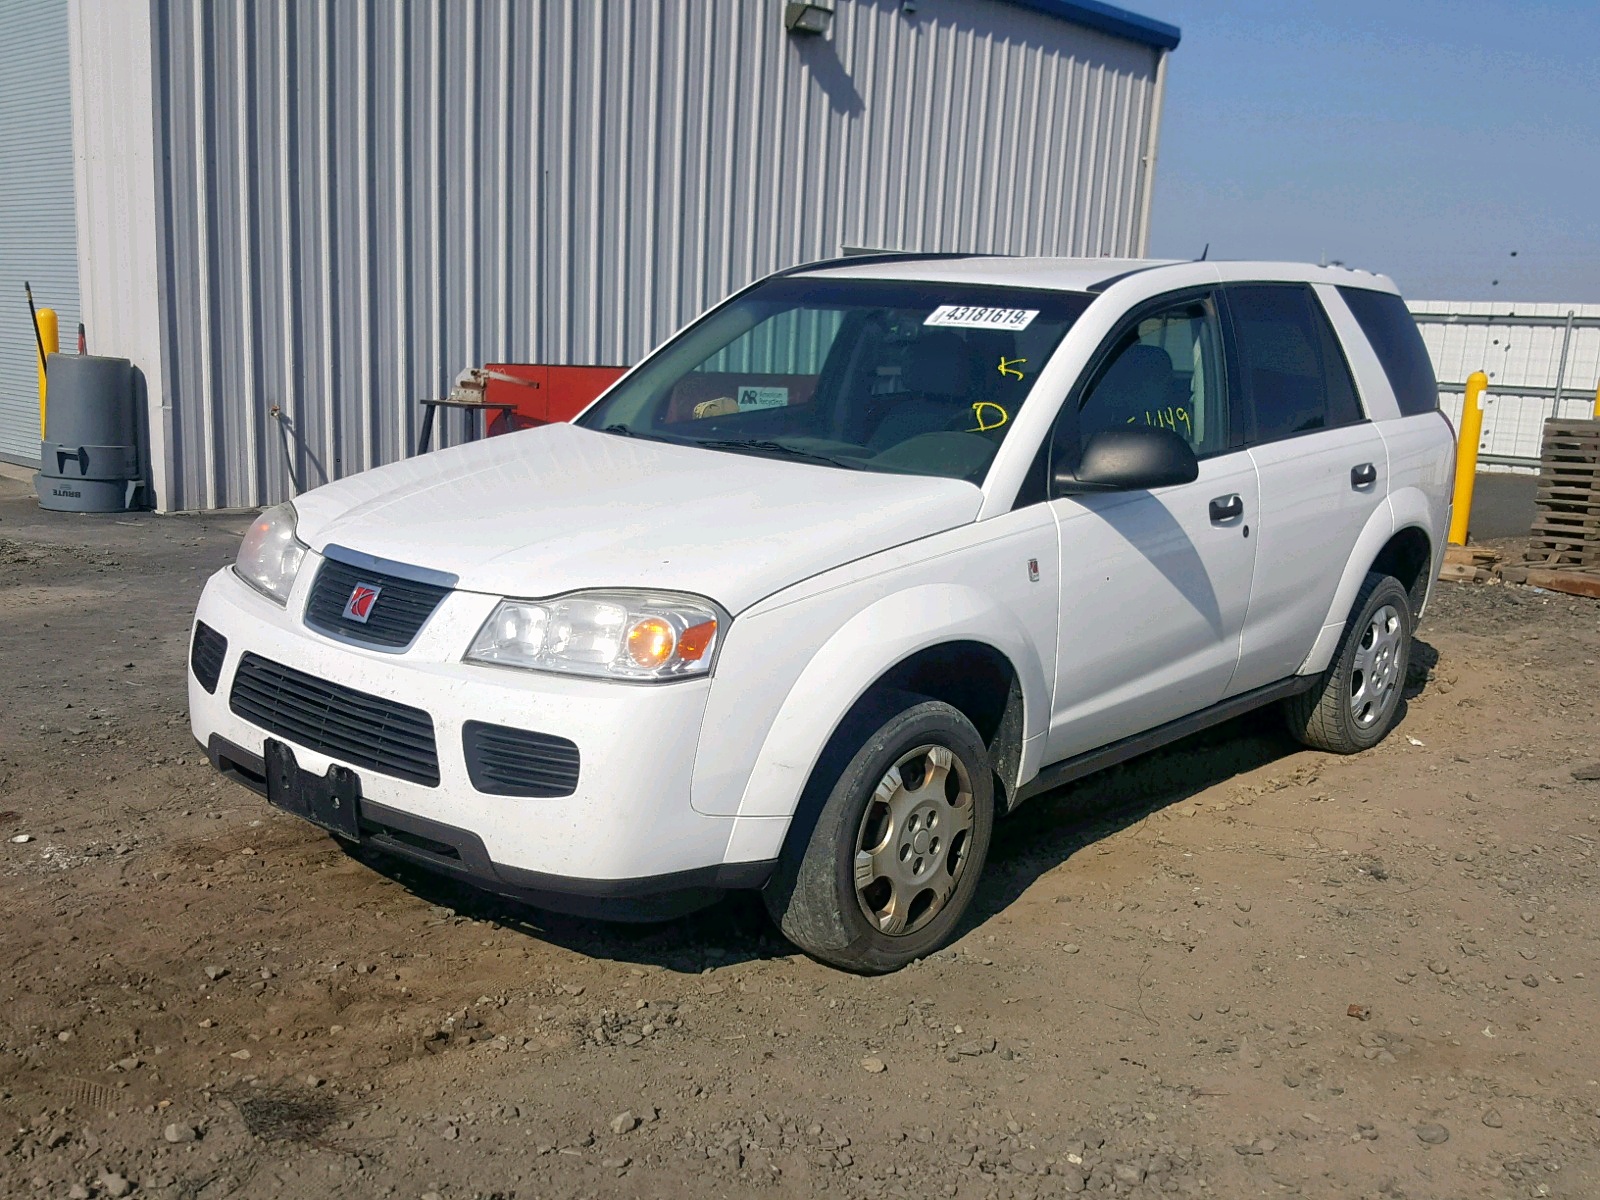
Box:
[234,502,307,605]
[466,590,726,681]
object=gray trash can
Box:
[34,353,142,512]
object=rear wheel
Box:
[1284,572,1412,754]
[763,696,994,973]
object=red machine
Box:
[482,363,627,436]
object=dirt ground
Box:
[3,473,1598,1200]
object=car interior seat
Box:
[1083,343,1181,435]
[866,330,981,452]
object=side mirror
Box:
[1053,426,1199,495]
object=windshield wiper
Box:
[696,439,868,470]
[600,423,675,444]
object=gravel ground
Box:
[2,473,1598,1200]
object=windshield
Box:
[577,276,1094,483]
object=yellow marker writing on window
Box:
[997,356,1027,381]
[1126,407,1192,436]
[969,402,1009,432]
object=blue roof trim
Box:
[997,0,1181,52]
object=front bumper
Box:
[200,734,771,918]
[188,561,775,914]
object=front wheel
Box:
[763,697,994,973]
[1284,572,1413,754]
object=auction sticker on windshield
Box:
[924,305,1039,331]
[737,386,789,411]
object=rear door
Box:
[1044,290,1260,762]
[1224,284,1390,695]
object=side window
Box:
[1337,286,1439,416]
[1077,294,1230,458]
[1227,284,1363,444]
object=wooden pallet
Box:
[1535,484,1600,504]
[1526,418,1600,569]
[1521,567,1600,599]
[1439,545,1499,584]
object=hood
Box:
[292,423,981,612]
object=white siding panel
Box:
[1411,299,1600,470]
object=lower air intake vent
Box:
[463,720,581,798]
[190,622,228,694]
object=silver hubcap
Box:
[1350,603,1403,728]
[854,744,975,937]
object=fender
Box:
[1298,500,1397,675]
[1297,490,1436,676]
[731,583,1049,821]
[1389,484,1446,619]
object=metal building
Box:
[0,0,81,466]
[4,0,1180,510]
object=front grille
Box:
[229,653,440,786]
[463,720,581,797]
[190,622,228,693]
[303,557,451,648]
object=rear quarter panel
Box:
[1379,413,1456,615]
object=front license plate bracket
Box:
[263,738,362,841]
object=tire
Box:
[1284,572,1413,754]
[762,696,994,974]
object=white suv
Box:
[188,255,1453,972]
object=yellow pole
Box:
[1592,381,1599,420]
[1447,370,1488,546]
[36,307,59,438]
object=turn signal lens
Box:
[626,617,677,668]
[676,619,718,662]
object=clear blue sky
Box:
[1142,0,1600,302]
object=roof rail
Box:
[1085,263,1169,293]
[772,251,988,279]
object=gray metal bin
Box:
[34,353,141,512]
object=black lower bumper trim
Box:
[202,734,776,920]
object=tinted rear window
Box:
[1337,287,1439,416]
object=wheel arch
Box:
[1370,523,1434,616]
[1299,495,1437,676]
[732,583,1047,864]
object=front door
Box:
[1045,292,1259,764]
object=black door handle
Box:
[1351,462,1377,487]
[1209,493,1244,523]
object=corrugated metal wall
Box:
[0,0,80,466]
[1410,300,1600,472]
[144,0,1162,509]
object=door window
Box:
[1227,285,1363,443]
[1077,294,1230,457]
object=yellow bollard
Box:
[1447,371,1488,546]
[36,307,58,438]
[1593,381,1599,420]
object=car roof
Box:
[790,255,1401,297]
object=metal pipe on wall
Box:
[1135,48,1167,258]
[1551,309,1575,417]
